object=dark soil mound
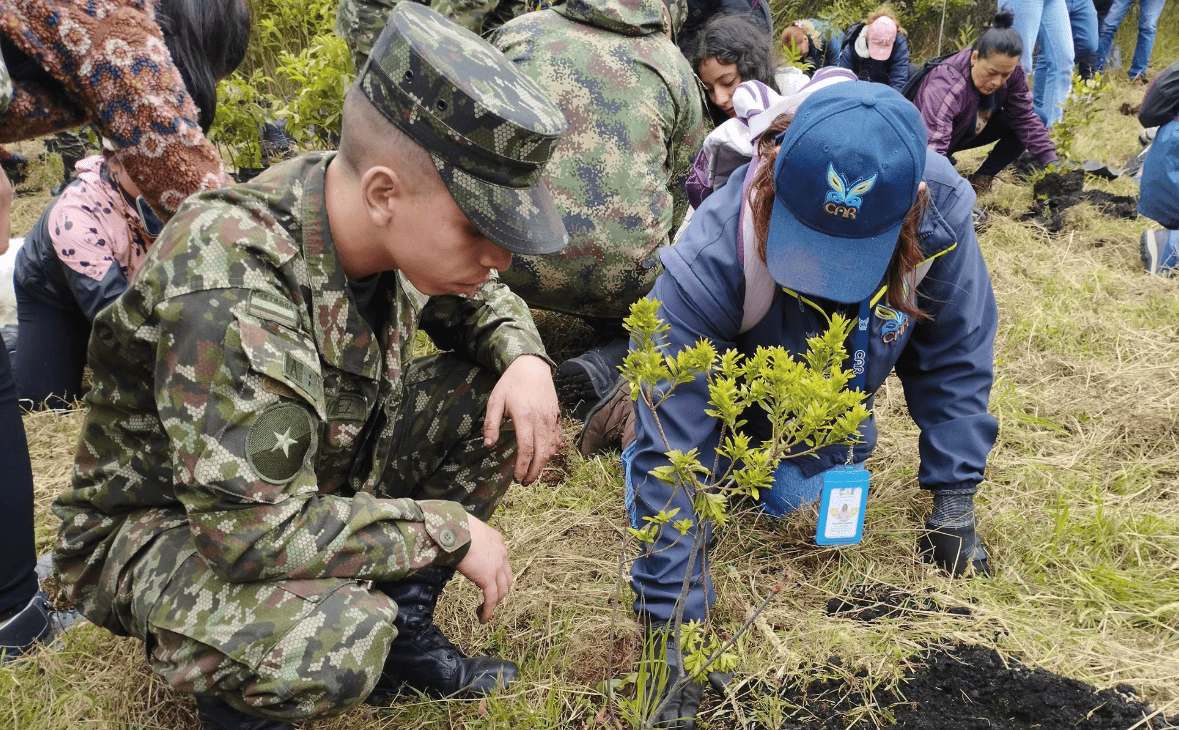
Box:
[722,645,1177,730]
[825,583,972,623]
[1022,170,1138,232]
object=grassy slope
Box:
[4,19,1179,730]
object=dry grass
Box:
[4,72,1179,730]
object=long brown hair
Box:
[748,113,930,320]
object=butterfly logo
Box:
[824,164,877,219]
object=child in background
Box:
[780,19,841,76]
[12,149,163,408]
[687,13,779,126]
[837,7,910,92]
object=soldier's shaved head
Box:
[338,85,444,194]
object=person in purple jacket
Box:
[911,9,1059,195]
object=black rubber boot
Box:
[370,567,517,701]
[555,335,630,421]
[918,522,991,577]
[193,696,293,730]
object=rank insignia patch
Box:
[246,403,316,484]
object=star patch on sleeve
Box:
[246,402,317,484]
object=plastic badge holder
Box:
[815,466,869,545]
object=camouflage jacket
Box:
[490,0,707,321]
[336,0,528,68]
[52,153,548,634]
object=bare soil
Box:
[1022,169,1139,232]
[726,644,1179,729]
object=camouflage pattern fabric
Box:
[336,0,528,70]
[357,2,568,255]
[490,0,707,322]
[0,54,11,115]
[52,153,546,720]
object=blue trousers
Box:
[625,441,862,622]
[1140,121,1179,229]
[1095,0,1167,79]
[0,347,37,621]
[13,280,91,409]
[1012,0,1076,126]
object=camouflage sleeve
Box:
[148,287,472,583]
[0,53,11,115]
[419,277,553,373]
[667,73,709,231]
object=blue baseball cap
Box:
[766,81,927,304]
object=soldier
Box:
[490,0,708,419]
[51,6,569,729]
[335,0,528,70]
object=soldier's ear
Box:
[358,164,407,229]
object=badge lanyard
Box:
[796,294,873,545]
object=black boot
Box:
[555,334,630,421]
[193,696,293,730]
[918,522,990,577]
[370,567,517,701]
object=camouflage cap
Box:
[358,3,569,255]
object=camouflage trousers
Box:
[125,354,515,721]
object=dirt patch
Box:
[721,644,1179,730]
[1022,169,1139,232]
[824,583,972,623]
[1120,101,1141,116]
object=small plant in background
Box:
[780,37,811,72]
[209,69,273,170]
[208,0,352,170]
[1053,72,1111,162]
[615,298,870,729]
[272,33,353,149]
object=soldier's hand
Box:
[484,354,561,484]
[457,514,513,623]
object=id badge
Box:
[815,466,869,545]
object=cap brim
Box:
[868,44,893,61]
[434,154,568,256]
[765,192,900,304]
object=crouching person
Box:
[583,82,999,727]
[51,6,569,728]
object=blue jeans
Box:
[1094,0,1167,78]
[0,347,38,621]
[1059,0,1100,77]
[13,279,92,409]
[623,441,863,621]
[1013,0,1076,126]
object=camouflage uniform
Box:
[52,5,568,721]
[336,0,528,69]
[490,0,708,322]
[0,54,11,114]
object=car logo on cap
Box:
[824,164,877,219]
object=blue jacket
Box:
[629,150,999,622]
[1139,60,1179,230]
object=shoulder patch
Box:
[248,290,300,329]
[246,403,317,484]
